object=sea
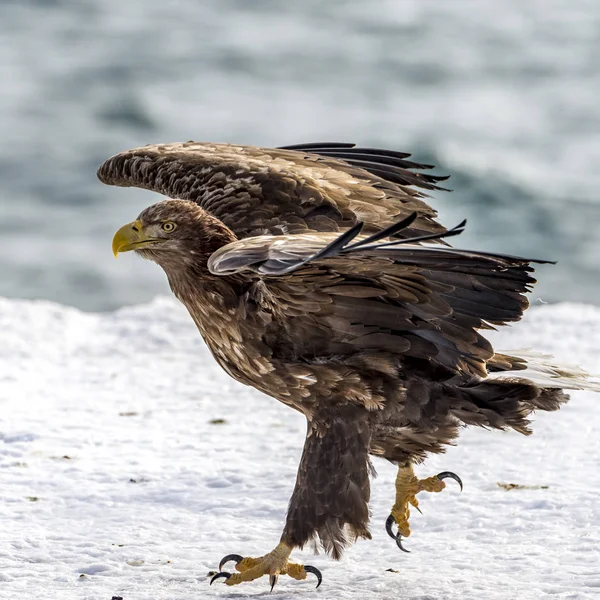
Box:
[1,0,599,311]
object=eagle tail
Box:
[452,351,598,435]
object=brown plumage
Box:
[102,142,591,576]
[98,141,448,240]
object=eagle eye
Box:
[161,221,177,232]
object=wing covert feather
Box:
[97,141,448,240]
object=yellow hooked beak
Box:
[112,220,155,257]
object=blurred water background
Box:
[1,0,599,311]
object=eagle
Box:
[100,142,596,590]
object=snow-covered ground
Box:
[1,296,599,600]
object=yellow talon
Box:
[387,464,462,550]
[211,542,322,589]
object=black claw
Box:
[395,535,410,553]
[210,571,231,585]
[385,514,396,540]
[304,565,323,588]
[269,574,278,592]
[386,514,411,553]
[218,553,244,572]
[437,471,463,491]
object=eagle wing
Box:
[208,219,550,380]
[97,141,448,240]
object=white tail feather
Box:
[488,350,600,391]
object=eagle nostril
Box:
[131,224,139,233]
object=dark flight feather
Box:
[206,218,545,381]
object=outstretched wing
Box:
[208,219,551,379]
[97,141,448,240]
[276,142,450,192]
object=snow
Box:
[0,296,599,600]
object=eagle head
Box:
[112,199,235,267]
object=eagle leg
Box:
[386,463,462,552]
[210,542,322,590]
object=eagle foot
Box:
[210,542,322,590]
[386,465,462,552]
